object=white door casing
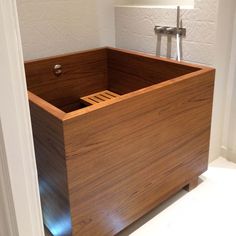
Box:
[0,121,17,236]
[0,0,44,235]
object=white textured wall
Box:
[16,0,115,60]
[116,0,194,6]
[115,0,218,66]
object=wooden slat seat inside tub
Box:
[80,90,120,106]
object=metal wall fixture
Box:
[154,26,186,37]
[154,6,185,62]
[53,64,63,77]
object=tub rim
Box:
[27,47,215,122]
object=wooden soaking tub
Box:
[25,47,215,236]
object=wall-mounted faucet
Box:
[154,25,186,36]
[154,6,186,61]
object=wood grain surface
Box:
[26,47,215,236]
[80,90,120,105]
[64,69,215,236]
[29,97,72,235]
[25,48,108,111]
[107,48,200,94]
[184,177,199,191]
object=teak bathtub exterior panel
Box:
[26,47,215,236]
[28,95,72,235]
[64,70,214,235]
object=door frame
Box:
[0,0,44,235]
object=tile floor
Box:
[119,157,236,236]
[45,158,236,236]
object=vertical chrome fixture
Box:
[154,6,186,60]
[176,6,181,62]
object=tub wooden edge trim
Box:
[28,91,66,120]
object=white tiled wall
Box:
[17,0,219,64]
[16,0,115,60]
[115,0,219,66]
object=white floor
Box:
[119,158,236,236]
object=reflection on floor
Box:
[44,158,236,236]
[44,227,52,236]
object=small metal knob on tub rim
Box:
[53,64,62,77]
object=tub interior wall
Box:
[25,49,108,112]
[107,49,200,95]
[25,48,200,113]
